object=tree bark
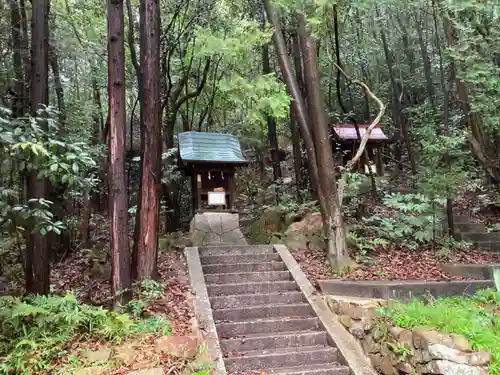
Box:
[49,42,66,129]
[108,0,131,307]
[10,0,25,117]
[27,0,51,295]
[262,9,281,183]
[298,14,351,270]
[132,0,162,280]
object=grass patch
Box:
[0,293,170,374]
[382,289,499,374]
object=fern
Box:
[0,293,170,373]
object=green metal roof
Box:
[178,131,247,164]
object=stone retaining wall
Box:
[325,296,492,375]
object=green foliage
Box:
[126,279,166,318]
[381,289,500,374]
[0,293,169,373]
[359,193,445,250]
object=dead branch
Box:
[334,63,386,203]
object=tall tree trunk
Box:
[262,10,281,183]
[378,16,417,176]
[49,43,66,129]
[27,0,50,295]
[432,0,454,236]
[298,14,351,270]
[416,14,435,108]
[263,0,352,270]
[291,30,315,201]
[10,0,25,117]
[132,0,161,280]
[108,0,131,308]
[443,16,500,182]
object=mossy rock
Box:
[249,207,287,244]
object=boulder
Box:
[428,344,469,364]
[413,329,454,349]
[154,336,198,359]
[126,369,165,375]
[82,348,112,363]
[379,355,397,375]
[75,368,107,375]
[363,334,381,354]
[249,207,286,244]
[428,360,486,375]
[338,314,353,329]
[284,212,325,250]
[451,334,473,352]
[396,362,414,374]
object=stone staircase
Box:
[445,215,500,252]
[190,244,351,375]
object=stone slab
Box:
[318,280,494,302]
[441,263,500,280]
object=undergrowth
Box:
[382,289,500,374]
[0,293,170,374]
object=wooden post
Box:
[197,171,202,212]
[375,146,384,176]
[191,170,197,216]
[226,171,235,210]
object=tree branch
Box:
[334,63,386,203]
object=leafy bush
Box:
[0,293,169,373]
[381,289,500,374]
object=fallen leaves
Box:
[292,246,500,286]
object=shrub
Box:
[0,293,169,373]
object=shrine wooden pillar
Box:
[191,170,198,215]
[224,170,235,210]
[375,147,384,176]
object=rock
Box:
[413,349,433,364]
[361,317,374,331]
[249,207,285,244]
[379,355,397,375]
[467,351,492,367]
[412,328,453,349]
[389,326,404,339]
[75,368,107,375]
[126,368,165,375]
[398,329,413,350]
[363,334,381,354]
[82,348,112,363]
[372,322,390,342]
[429,360,485,375]
[396,362,414,374]
[264,185,277,205]
[428,345,490,366]
[284,212,303,226]
[330,301,376,320]
[428,344,469,364]
[284,212,325,250]
[369,354,382,369]
[451,334,473,352]
[350,320,367,340]
[338,314,353,329]
[154,336,198,359]
[114,346,136,366]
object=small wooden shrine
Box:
[177,131,249,214]
[330,123,391,176]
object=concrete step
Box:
[224,346,339,371]
[216,316,321,338]
[200,253,281,265]
[205,271,291,284]
[213,303,314,322]
[199,245,275,256]
[263,363,350,375]
[207,281,298,296]
[220,331,328,353]
[203,261,287,274]
[210,292,305,309]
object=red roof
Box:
[331,124,389,141]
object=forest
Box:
[0,0,499,373]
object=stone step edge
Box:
[261,363,350,375]
[209,291,305,309]
[204,270,291,284]
[227,345,337,357]
[213,303,315,322]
